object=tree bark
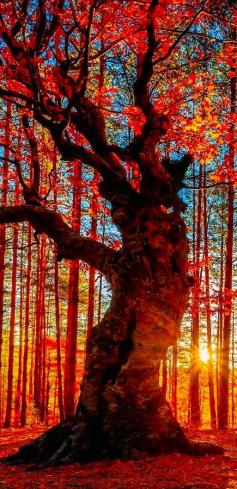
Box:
[87,173,98,342]
[162,353,168,398]
[231,313,235,426]
[53,149,64,422]
[34,238,46,415]
[2,171,223,466]
[4,220,18,427]
[203,174,216,429]
[0,102,10,426]
[218,36,236,429]
[54,258,64,422]
[64,260,79,417]
[14,230,24,427]
[171,345,178,418]
[64,161,81,418]
[189,164,201,427]
[40,240,47,422]
[20,225,32,427]
[216,203,224,409]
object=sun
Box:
[200,345,210,364]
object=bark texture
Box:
[0,155,223,466]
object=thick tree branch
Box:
[33,0,65,54]
[133,0,158,118]
[128,0,170,157]
[110,1,208,162]
[96,0,168,165]
[0,205,115,277]
[0,142,27,189]
[0,85,128,191]
[34,0,47,54]
[49,124,123,179]
[0,18,25,57]
[79,0,97,96]
[11,0,29,37]
[0,86,41,108]
[0,3,128,183]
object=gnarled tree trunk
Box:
[1,170,222,467]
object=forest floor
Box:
[0,428,237,489]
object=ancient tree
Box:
[0,0,223,466]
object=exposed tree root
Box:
[182,439,224,456]
[0,403,224,470]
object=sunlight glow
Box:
[200,345,210,364]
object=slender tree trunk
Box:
[203,174,216,428]
[218,188,234,428]
[40,240,47,422]
[4,170,19,427]
[54,259,64,422]
[0,102,10,426]
[29,303,35,400]
[64,263,79,417]
[217,204,224,404]
[171,345,178,418]
[34,245,41,412]
[21,225,32,426]
[14,230,24,426]
[52,152,64,422]
[231,313,235,427]
[87,54,104,340]
[45,357,51,426]
[64,161,81,417]
[40,298,46,422]
[162,353,167,398]
[97,206,106,324]
[218,42,236,429]
[4,220,18,427]
[87,174,98,342]
[87,262,96,341]
[34,238,46,415]
[190,164,202,426]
